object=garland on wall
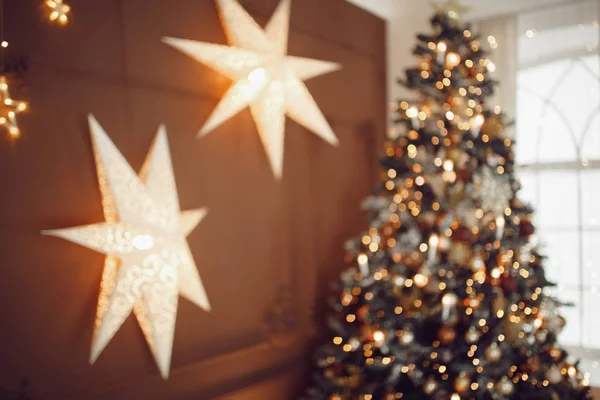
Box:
[0,0,28,139]
[0,0,71,140]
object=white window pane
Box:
[556,289,581,346]
[516,91,544,165]
[517,59,571,98]
[582,54,600,75]
[537,108,578,163]
[516,171,539,225]
[537,171,579,228]
[581,170,600,227]
[538,231,580,287]
[516,171,537,203]
[583,289,600,348]
[551,61,599,144]
[582,233,600,285]
[580,113,600,161]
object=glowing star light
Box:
[43,115,211,379]
[163,0,341,178]
[46,0,70,25]
[0,76,28,138]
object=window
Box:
[516,0,600,382]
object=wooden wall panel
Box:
[0,0,386,399]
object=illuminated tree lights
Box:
[302,1,592,399]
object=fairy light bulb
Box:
[442,160,456,183]
[446,52,461,68]
[414,273,429,288]
[357,253,369,276]
[437,42,447,64]
[443,160,454,172]
[470,114,485,137]
[428,234,439,263]
[406,107,420,129]
[442,293,458,320]
[495,216,505,240]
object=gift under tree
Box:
[302,1,592,399]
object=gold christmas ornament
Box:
[0,76,28,138]
[454,373,471,392]
[424,377,438,394]
[163,0,341,178]
[43,115,211,378]
[400,329,415,345]
[465,327,480,343]
[485,342,502,362]
[439,325,456,344]
[497,377,514,395]
[547,365,563,384]
[448,242,472,265]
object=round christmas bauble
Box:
[453,225,474,242]
[482,114,505,138]
[448,243,473,265]
[424,378,438,394]
[348,337,360,350]
[497,377,514,395]
[519,220,535,237]
[465,327,480,343]
[356,305,370,322]
[424,276,441,294]
[439,349,453,363]
[439,326,457,344]
[536,329,548,342]
[404,253,424,269]
[547,366,563,384]
[454,374,471,392]
[485,343,502,362]
[401,329,415,345]
[526,355,541,373]
[550,347,562,361]
[501,275,518,293]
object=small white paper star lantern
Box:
[163,0,342,178]
[43,115,211,379]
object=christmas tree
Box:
[303,2,592,399]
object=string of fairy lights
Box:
[0,0,70,139]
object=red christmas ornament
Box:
[519,220,535,237]
[501,275,518,293]
[439,326,457,344]
[453,225,474,242]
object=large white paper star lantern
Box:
[43,115,211,379]
[163,0,341,178]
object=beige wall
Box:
[0,0,386,398]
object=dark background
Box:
[0,0,386,398]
